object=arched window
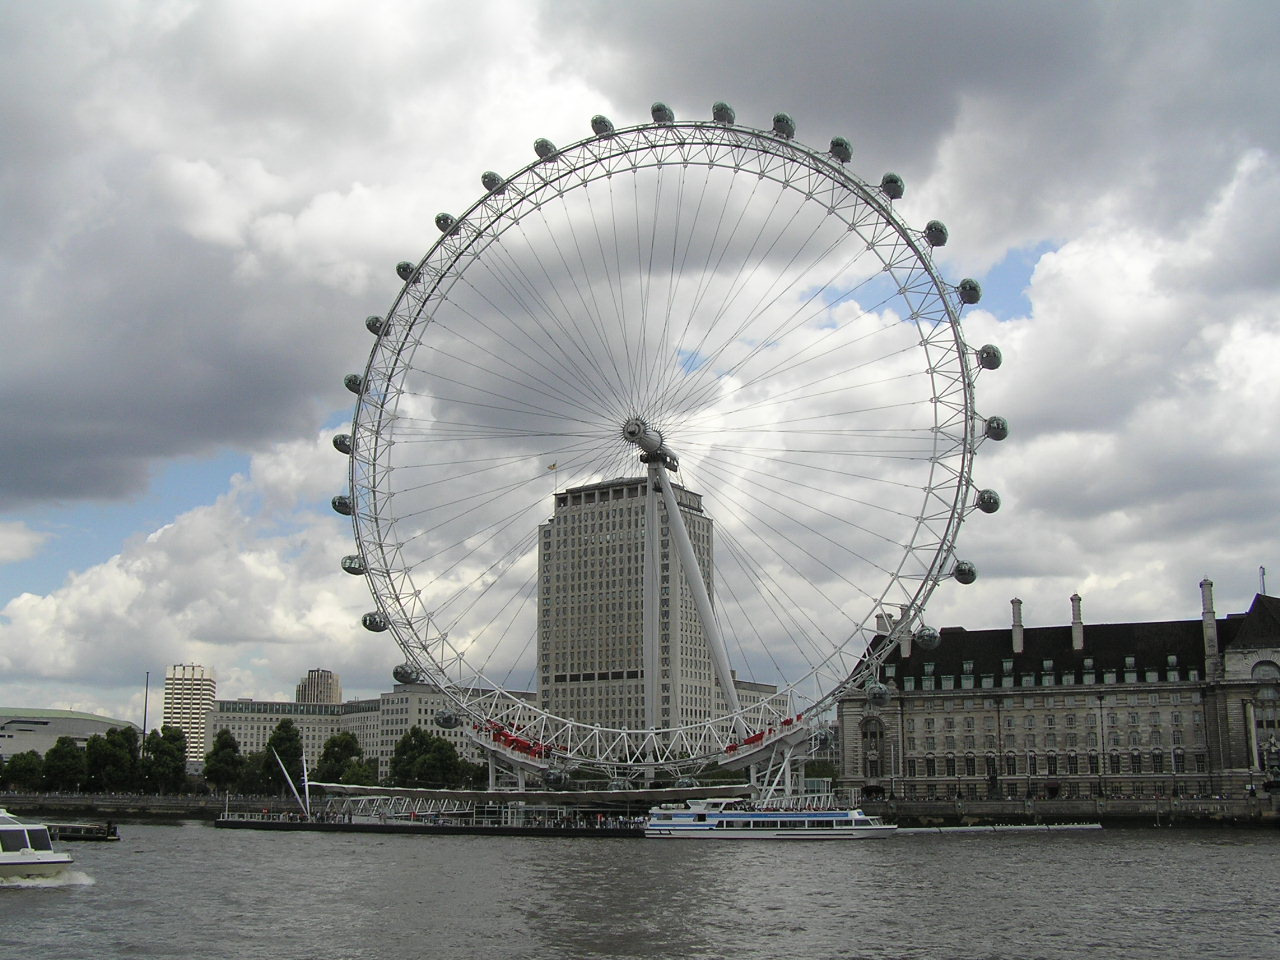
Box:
[1252,660,1280,681]
[1130,750,1142,774]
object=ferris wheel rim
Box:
[344,111,983,773]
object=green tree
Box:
[141,725,188,794]
[237,751,276,795]
[84,726,141,792]
[313,731,363,784]
[3,750,43,790]
[265,718,304,794]
[43,736,87,791]
[339,756,380,785]
[388,727,482,788]
[203,728,245,793]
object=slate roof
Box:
[885,594,1277,682]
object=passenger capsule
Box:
[343,374,363,395]
[651,101,675,124]
[985,416,1009,441]
[331,495,353,516]
[392,663,419,685]
[880,172,905,199]
[435,212,458,234]
[434,710,461,729]
[590,114,614,136]
[830,137,852,163]
[534,138,557,159]
[712,101,736,124]
[976,489,1001,514]
[978,344,1003,370]
[954,560,978,584]
[395,261,418,282]
[958,278,982,304]
[865,679,892,707]
[480,171,505,194]
[915,625,941,651]
[340,554,366,576]
[924,220,949,247]
[361,611,389,632]
[772,113,795,139]
[365,315,386,336]
[332,433,352,455]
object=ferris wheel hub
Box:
[622,417,678,469]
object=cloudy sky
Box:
[2,0,1277,727]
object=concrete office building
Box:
[162,664,216,765]
[838,581,1280,800]
[296,668,342,704]
[205,682,536,775]
[537,477,775,734]
[0,708,139,759]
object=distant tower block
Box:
[162,664,216,766]
[296,668,343,704]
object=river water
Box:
[2,822,1277,960]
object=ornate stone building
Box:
[837,581,1280,800]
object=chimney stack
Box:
[1011,598,1024,654]
[1200,578,1221,680]
[1070,593,1084,651]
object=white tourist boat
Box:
[645,797,897,839]
[0,808,75,879]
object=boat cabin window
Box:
[0,829,29,852]
[809,820,835,830]
[27,829,52,851]
[854,818,873,826]
[752,820,779,829]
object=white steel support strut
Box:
[642,461,661,734]
[622,417,746,739]
[654,461,746,732]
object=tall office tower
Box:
[161,664,216,765]
[537,477,719,732]
[295,668,342,704]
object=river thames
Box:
[3,822,1277,959]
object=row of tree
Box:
[0,719,485,796]
[202,719,486,794]
[0,716,503,796]
[0,726,188,794]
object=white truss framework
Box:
[343,115,993,780]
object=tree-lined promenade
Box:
[0,718,486,797]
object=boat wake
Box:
[0,870,95,889]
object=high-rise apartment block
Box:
[537,476,771,732]
[296,668,342,704]
[162,663,216,765]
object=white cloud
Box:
[0,432,388,721]
[0,522,50,565]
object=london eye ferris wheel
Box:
[332,101,1006,782]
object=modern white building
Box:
[537,477,778,736]
[296,668,342,704]
[162,664,216,765]
[204,682,535,775]
[0,708,138,759]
